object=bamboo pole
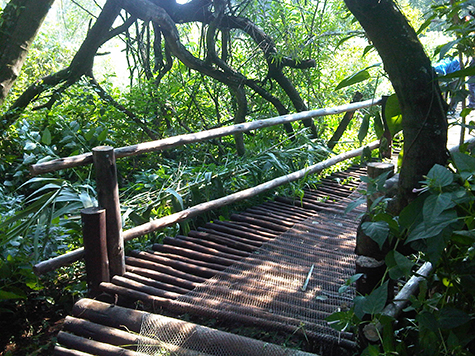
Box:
[122,141,380,241]
[32,140,380,275]
[93,146,125,277]
[30,98,382,175]
[363,262,433,342]
[81,207,109,296]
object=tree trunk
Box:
[0,0,54,105]
[344,0,448,207]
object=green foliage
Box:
[330,150,475,355]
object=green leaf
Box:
[423,193,456,224]
[361,344,380,356]
[0,289,26,300]
[358,114,370,143]
[422,164,454,191]
[438,307,471,329]
[165,188,184,212]
[362,280,389,315]
[451,150,475,180]
[384,94,403,137]
[362,220,389,249]
[97,128,108,142]
[417,311,439,332]
[385,250,414,279]
[41,127,51,145]
[373,111,384,139]
[335,64,380,91]
[436,39,461,59]
[399,193,425,230]
[406,209,458,243]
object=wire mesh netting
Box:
[138,195,364,356]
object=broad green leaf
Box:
[358,114,370,143]
[423,193,455,223]
[0,289,27,300]
[451,150,475,180]
[373,111,384,139]
[399,194,426,229]
[361,344,380,356]
[335,64,380,91]
[417,311,439,332]
[165,188,184,212]
[362,280,389,315]
[362,220,389,249]
[97,129,108,142]
[426,164,454,188]
[384,94,403,137]
[41,127,51,145]
[385,250,414,280]
[406,209,458,243]
[436,39,461,59]
[438,307,471,329]
[344,196,365,214]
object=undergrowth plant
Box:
[329,149,475,355]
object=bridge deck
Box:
[54,166,366,356]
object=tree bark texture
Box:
[344,0,448,206]
[0,0,54,106]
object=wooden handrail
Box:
[30,98,382,175]
[33,140,380,275]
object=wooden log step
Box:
[230,213,288,232]
[173,235,250,258]
[123,272,189,294]
[238,211,297,228]
[204,221,275,241]
[315,185,357,198]
[274,196,325,211]
[125,265,197,290]
[303,189,348,202]
[125,256,206,283]
[261,201,315,218]
[100,282,169,308]
[56,331,144,356]
[111,275,183,299]
[196,228,264,248]
[244,207,306,225]
[128,252,219,279]
[69,298,318,356]
[147,250,229,270]
[54,345,94,356]
[147,245,236,268]
[188,230,257,252]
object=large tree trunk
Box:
[0,0,54,106]
[344,0,448,207]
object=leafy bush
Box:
[330,149,475,355]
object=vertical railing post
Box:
[81,207,109,297]
[93,146,125,277]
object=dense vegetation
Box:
[0,0,474,354]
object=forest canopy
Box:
[2,0,475,354]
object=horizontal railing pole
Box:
[122,140,380,241]
[30,98,382,175]
[33,247,85,276]
[32,141,379,275]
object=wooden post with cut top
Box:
[93,146,125,277]
[81,207,109,296]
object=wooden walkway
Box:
[54,166,366,356]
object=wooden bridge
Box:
[31,99,386,355]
